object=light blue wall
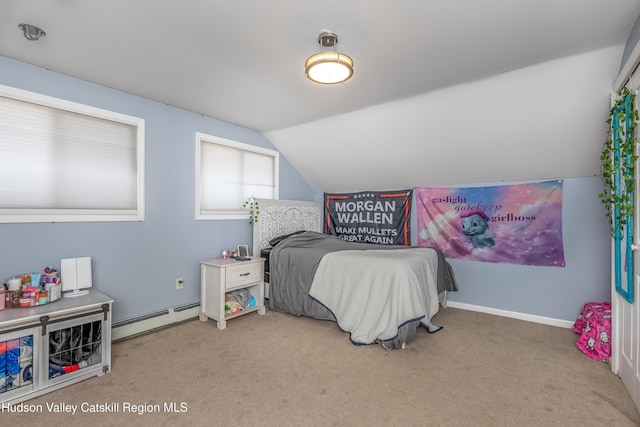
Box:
[0,56,612,325]
[423,177,611,322]
[0,57,316,323]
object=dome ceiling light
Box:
[305,31,353,84]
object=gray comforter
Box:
[268,231,458,346]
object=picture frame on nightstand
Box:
[237,244,249,258]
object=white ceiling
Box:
[2,1,640,192]
[1,0,639,133]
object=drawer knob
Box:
[240,272,250,277]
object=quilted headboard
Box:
[252,198,323,256]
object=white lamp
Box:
[305,32,354,84]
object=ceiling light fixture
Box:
[305,31,353,84]
[18,23,46,41]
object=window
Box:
[196,132,279,220]
[0,84,145,223]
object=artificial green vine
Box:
[598,87,639,236]
[243,196,260,224]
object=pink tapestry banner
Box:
[415,180,565,267]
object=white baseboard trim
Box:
[111,301,575,340]
[446,301,575,329]
[112,306,200,341]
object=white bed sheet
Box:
[309,248,440,344]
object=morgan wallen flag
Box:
[415,181,565,267]
[324,190,412,245]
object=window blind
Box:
[196,133,278,219]
[0,85,145,222]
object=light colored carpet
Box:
[2,307,639,426]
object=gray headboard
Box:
[252,198,323,256]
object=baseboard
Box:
[446,301,575,329]
[112,305,200,342]
[110,300,573,341]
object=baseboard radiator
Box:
[112,302,200,342]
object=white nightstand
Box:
[199,257,266,329]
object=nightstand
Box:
[199,257,266,329]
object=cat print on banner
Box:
[415,180,565,267]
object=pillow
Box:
[269,230,306,247]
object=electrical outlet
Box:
[176,277,184,290]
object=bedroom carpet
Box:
[3,307,639,427]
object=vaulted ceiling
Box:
[2,0,640,191]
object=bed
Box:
[252,198,458,349]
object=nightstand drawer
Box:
[225,263,261,289]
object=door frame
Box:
[611,59,640,413]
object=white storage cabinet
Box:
[0,289,112,406]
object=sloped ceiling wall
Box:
[265,46,623,193]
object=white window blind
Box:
[196,133,279,219]
[0,84,145,223]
